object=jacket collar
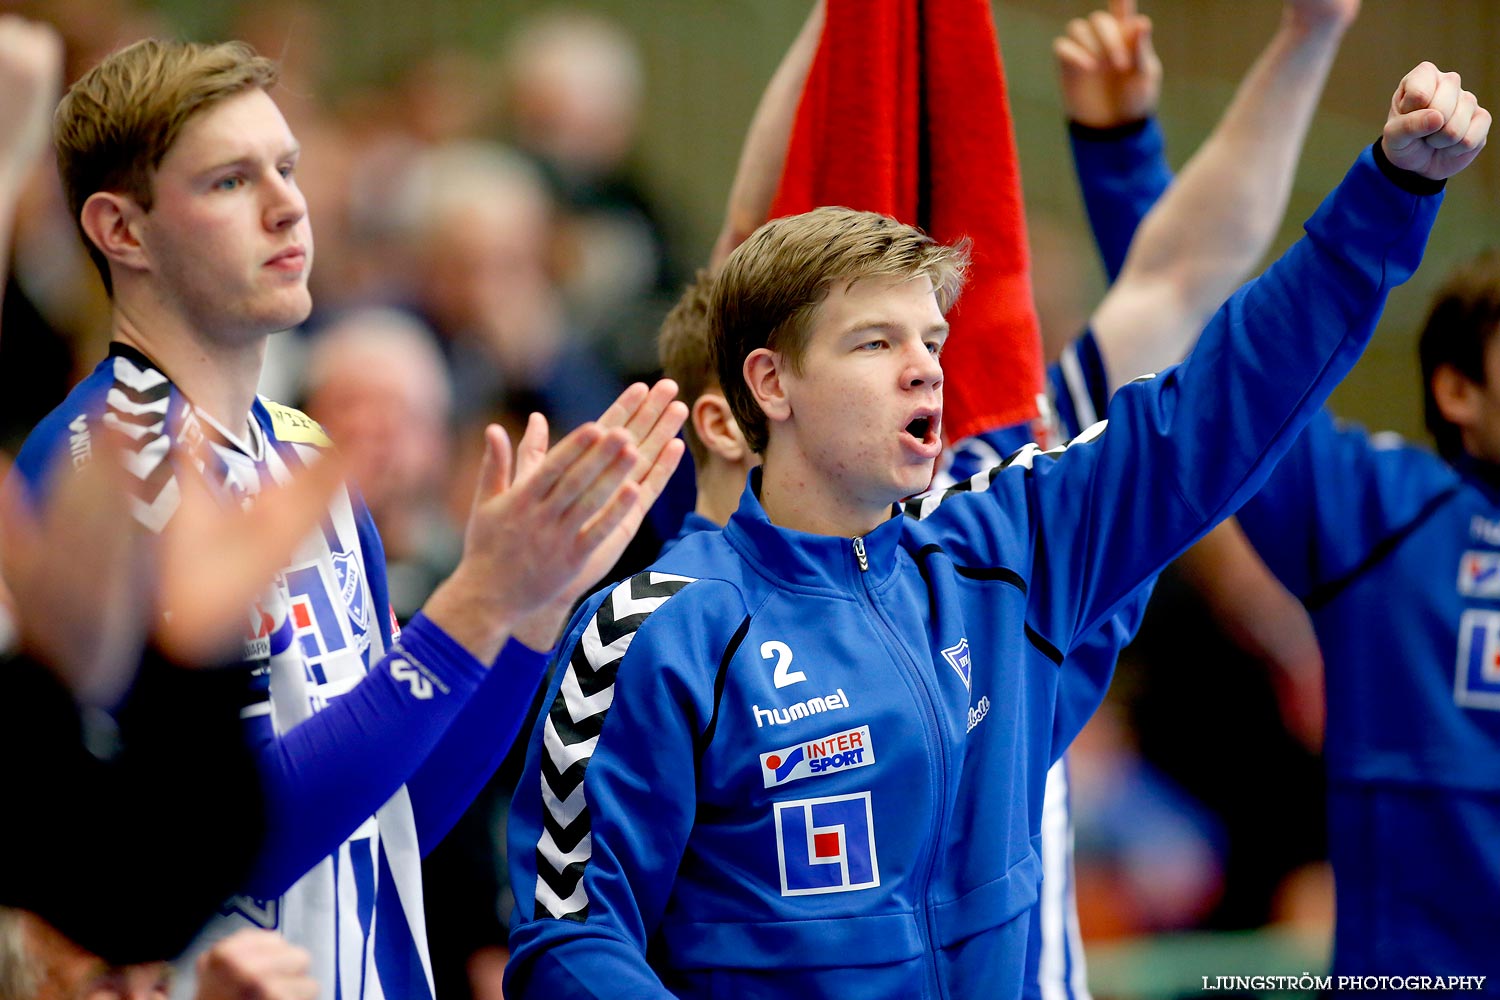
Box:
[722,468,907,594]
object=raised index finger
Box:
[1110,0,1138,22]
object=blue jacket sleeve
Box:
[242,612,489,897]
[405,638,551,855]
[1069,118,1172,282]
[504,579,723,1000]
[1235,410,1462,604]
[914,144,1443,669]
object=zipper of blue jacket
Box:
[851,534,950,1000]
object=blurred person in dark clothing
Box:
[300,308,461,623]
[500,9,687,382]
[400,142,622,433]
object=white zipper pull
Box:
[852,536,869,573]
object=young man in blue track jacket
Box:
[505,62,1487,1000]
[1064,14,1500,985]
[657,4,1355,995]
[1231,249,1500,991]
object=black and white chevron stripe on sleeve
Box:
[534,570,697,922]
[903,420,1110,521]
[103,356,177,533]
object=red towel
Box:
[770,0,1044,444]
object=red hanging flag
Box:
[770,0,1044,443]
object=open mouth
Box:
[905,416,932,441]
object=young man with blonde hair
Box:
[14,37,685,1000]
[504,62,1486,1000]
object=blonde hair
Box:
[657,269,718,465]
[710,206,968,454]
[54,38,278,293]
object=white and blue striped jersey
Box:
[14,344,549,1000]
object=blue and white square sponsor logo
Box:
[760,725,875,788]
[941,637,972,690]
[773,791,880,896]
[1458,550,1500,598]
[1455,609,1500,709]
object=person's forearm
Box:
[242,613,487,897]
[406,637,551,853]
[1097,9,1352,391]
[1031,147,1441,652]
[1069,118,1171,283]
[710,2,825,271]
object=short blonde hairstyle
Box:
[710,207,968,454]
[657,269,717,465]
[54,38,278,293]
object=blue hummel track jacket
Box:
[1238,413,1500,990]
[505,146,1442,1000]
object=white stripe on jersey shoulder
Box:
[904,421,1107,521]
[105,386,170,419]
[102,356,177,533]
[110,354,169,393]
[1057,344,1097,429]
[930,436,1005,492]
[129,474,180,535]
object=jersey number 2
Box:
[762,640,806,689]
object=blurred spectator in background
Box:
[0,1,169,451]
[300,308,461,623]
[500,9,686,382]
[1069,691,1228,939]
[397,140,622,432]
[1118,570,1328,936]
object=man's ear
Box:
[79,191,149,277]
[743,348,790,426]
[693,391,748,464]
[1432,362,1481,429]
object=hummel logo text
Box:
[753,689,849,727]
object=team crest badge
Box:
[221,895,279,929]
[941,638,972,691]
[332,550,368,630]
